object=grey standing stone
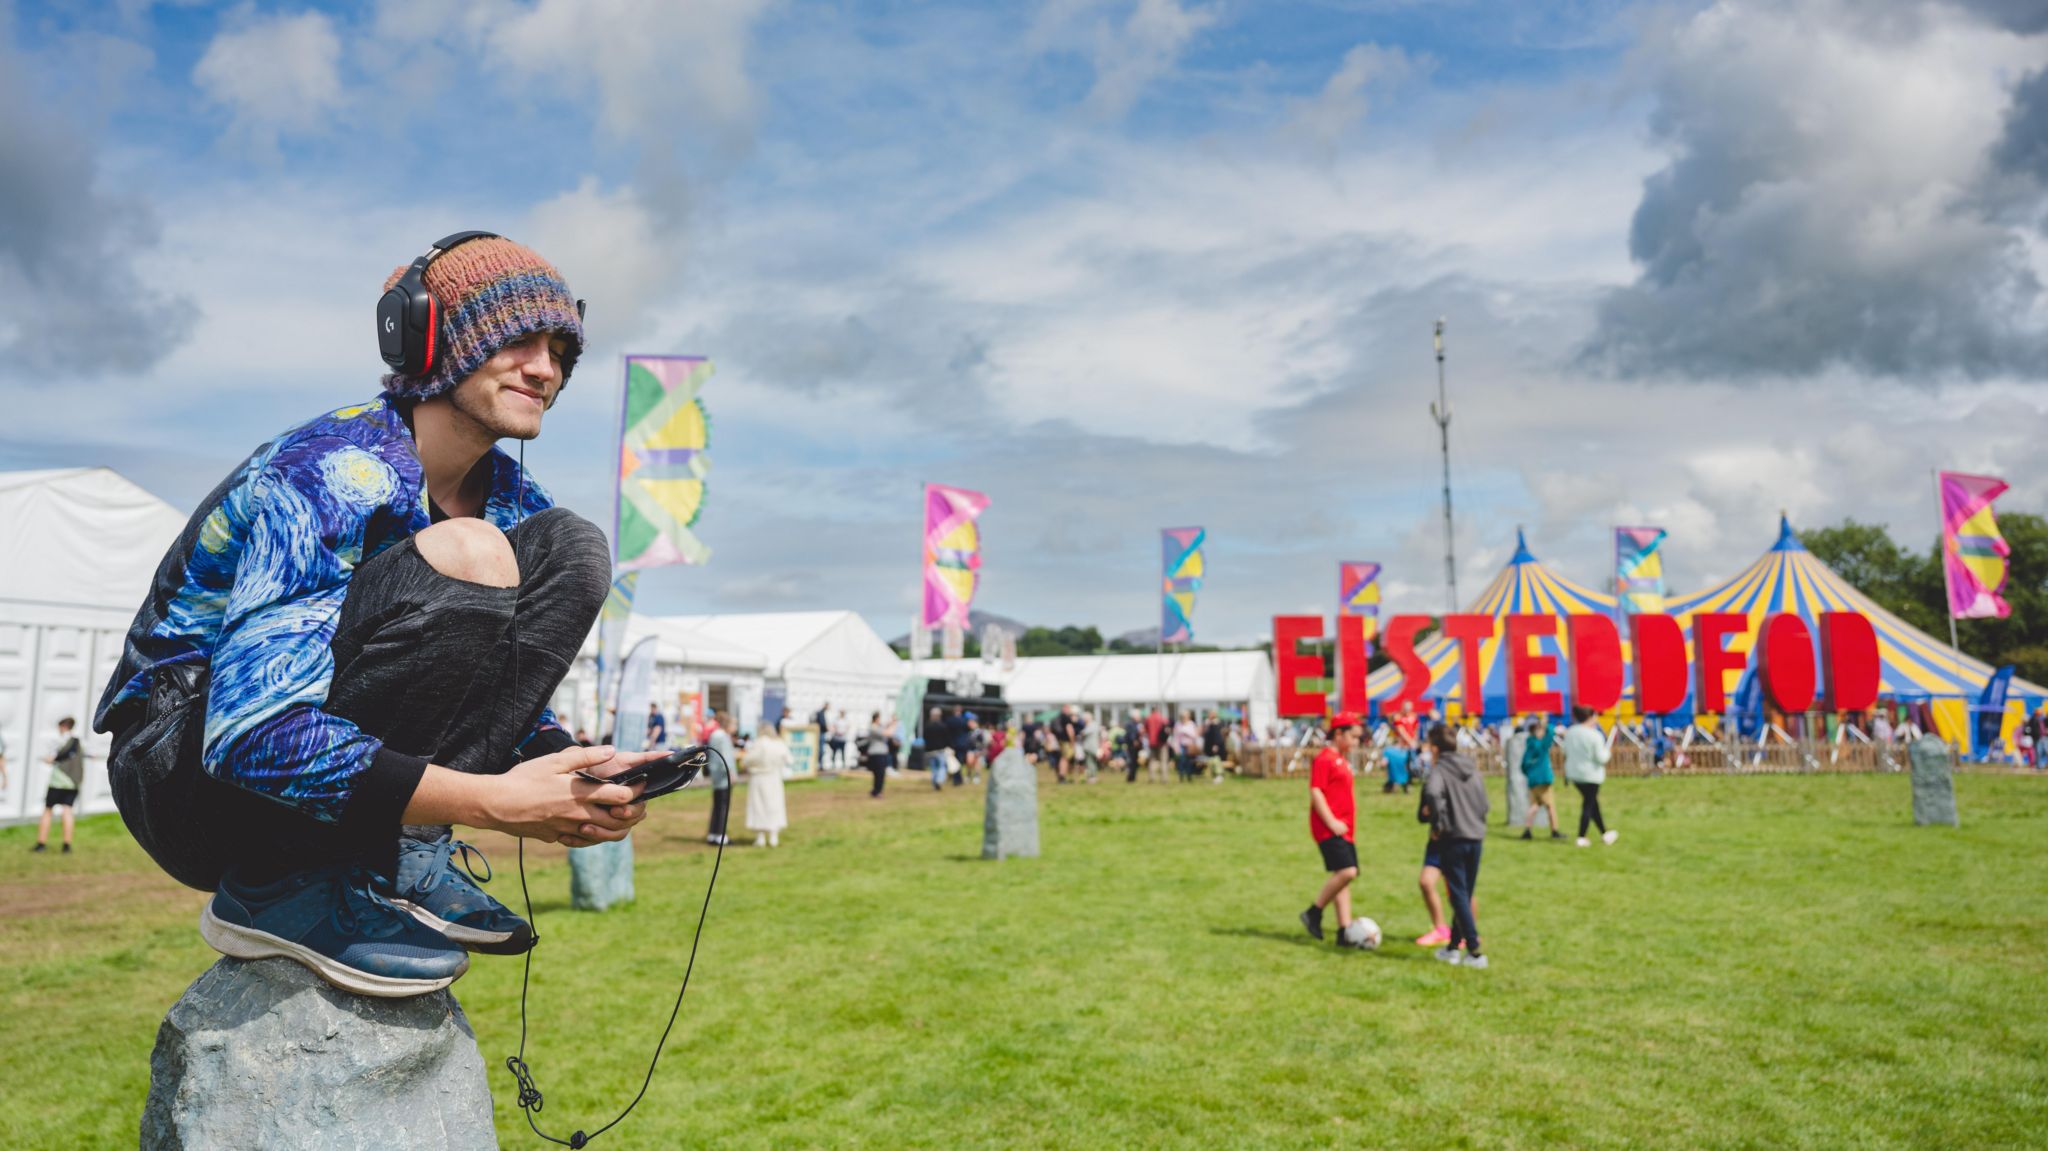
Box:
[569,836,636,911]
[1503,732,1530,828]
[144,957,495,1151]
[1908,734,1960,827]
[982,746,1039,860]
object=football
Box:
[1340,917,1382,950]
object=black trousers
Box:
[1438,838,1483,954]
[109,508,608,890]
[868,753,888,796]
[708,786,732,837]
[1576,782,1606,836]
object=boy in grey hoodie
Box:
[1418,722,1489,969]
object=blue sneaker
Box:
[387,832,534,955]
[199,866,469,997]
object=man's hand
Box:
[1325,819,1348,838]
[475,745,658,847]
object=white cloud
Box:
[192,8,345,152]
[1287,42,1421,162]
[481,0,775,147]
[524,178,673,345]
[1032,0,1218,119]
[1088,0,1215,118]
[1588,0,2048,379]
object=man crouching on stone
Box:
[91,233,658,998]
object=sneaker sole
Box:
[199,904,467,998]
[388,898,534,955]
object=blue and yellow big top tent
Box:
[1364,531,1616,720]
[1666,517,2047,752]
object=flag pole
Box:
[915,483,927,750]
[1933,469,1962,658]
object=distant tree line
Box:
[1801,513,2048,686]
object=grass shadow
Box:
[1208,925,1426,960]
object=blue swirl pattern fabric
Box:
[94,396,562,824]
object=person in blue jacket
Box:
[93,233,665,997]
[1518,712,1563,840]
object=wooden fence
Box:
[1229,737,1942,779]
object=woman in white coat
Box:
[744,717,791,847]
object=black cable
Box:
[505,762,727,1148]
[499,438,728,1147]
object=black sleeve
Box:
[337,747,428,846]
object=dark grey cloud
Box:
[0,41,194,378]
[1583,0,2048,382]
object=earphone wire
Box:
[500,437,728,1149]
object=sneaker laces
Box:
[402,836,494,898]
[333,866,413,939]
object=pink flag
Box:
[923,484,989,629]
[1939,471,2012,620]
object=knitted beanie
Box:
[380,236,584,401]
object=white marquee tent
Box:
[659,611,908,731]
[918,650,1276,731]
[560,611,909,739]
[0,469,188,824]
[554,614,770,740]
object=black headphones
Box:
[376,230,586,380]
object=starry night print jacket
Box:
[93,395,573,833]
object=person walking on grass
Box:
[1519,712,1563,840]
[864,711,892,799]
[705,711,736,844]
[33,717,85,854]
[1418,722,1488,967]
[1300,712,1364,943]
[1562,705,1617,846]
[744,717,790,847]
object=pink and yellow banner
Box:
[1940,471,2012,620]
[923,483,989,629]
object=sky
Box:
[4,0,2048,645]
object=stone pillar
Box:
[1908,734,1959,827]
[569,836,636,911]
[983,746,1039,860]
[144,957,495,1150]
[1502,731,1530,828]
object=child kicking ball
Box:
[1301,712,1364,943]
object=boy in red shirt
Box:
[1300,712,1362,941]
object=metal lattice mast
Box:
[1430,318,1458,612]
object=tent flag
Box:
[1939,471,2012,620]
[1615,526,1668,616]
[1161,527,1206,645]
[1338,561,1382,656]
[923,483,989,629]
[592,570,640,736]
[615,355,713,571]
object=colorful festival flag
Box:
[1161,527,1206,645]
[923,483,989,629]
[1614,527,1668,616]
[1338,561,1382,655]
[1940,471,2012,619]
[615,355,713,571]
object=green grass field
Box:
[5,770,2046,1149]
